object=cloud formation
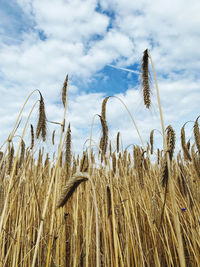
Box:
[0,0,200,154]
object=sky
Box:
[0,0,200,156]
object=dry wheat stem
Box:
[148,50,186,267]
[111,96,145,148]
[57,172,100,267]
[32,128,68,267]
[0,100,39,238]
[8,89,40,144]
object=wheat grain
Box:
[117,132,120,153]
[150,130,154,154]
[57,172,89,208]
[142,49,151,109]
[36,93,47,142]
[194,117,200,154]
[8,144,14,175]
[112,152,116,174]
[161,155,168,187]
[30,124,34,149]
[52,130,55,145]
[62,74,68,108]
[181,124,191,161]
[106,186,112,217]
[166,125,175,160]
[19,140,25,168]
[66,123,71,174]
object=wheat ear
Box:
[57,172,89,208]
[166,125,175,160]
[150,129,154,154]
[30,124,34,149]
[65,123,71,174]
[62,74,68,108]
[36,93,47,141]
[181,124,191,161]
[52,130,55,145]
[57,172,100,266]
[116,132,120,153]
[19,140,25,168]
[194,116,200,154]
[106,186,112,217]
[142,49,151,109]
[100,97,109,156]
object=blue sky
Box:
[0,0,200,154]
[0,1,33,43]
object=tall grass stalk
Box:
[0,100,39,237]
[148,50,186,267]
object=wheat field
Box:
[0,50,200,267]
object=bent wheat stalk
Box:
[57,172,100,267]
[101,96,144,148]
[57,172,89,207]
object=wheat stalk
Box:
[57,172,89,208]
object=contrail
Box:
[107,64,141,75]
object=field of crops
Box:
[0,50,200,267]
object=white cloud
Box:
[17,0,110,42]
[0,0,200,155]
